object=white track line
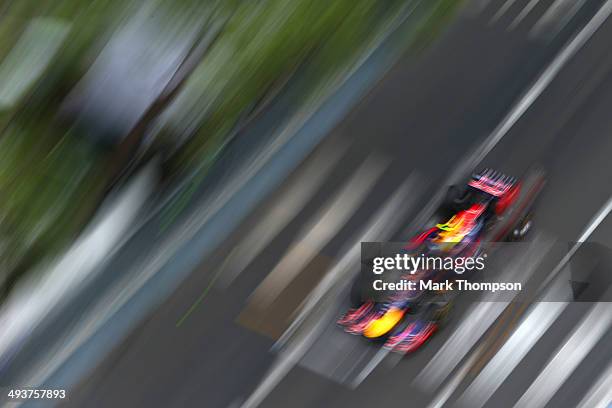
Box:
[514,301,612,408]
[351,346,389,388]
[457,301,568,407]
[576,361,612,408]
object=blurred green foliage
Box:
[164,0,406,169]
[0,0,462,295]
[0,0,127,293]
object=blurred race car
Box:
[338,168,545,353]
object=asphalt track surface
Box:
[21,0,612,407]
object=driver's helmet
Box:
[428,203,486,252]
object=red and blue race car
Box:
[338,168,545,353]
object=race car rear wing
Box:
[468,168,517,197]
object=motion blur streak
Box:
[490,0,520,24]
[351,344,389,388]
[463,0,612,177]
[241,179,417,408]
[415,301,509,392]
[426,351,482,408]
[576,362,612,408]
[414,237,552,392]
[530,0,587,40]
[456,301,568,408]
[456,251,580,408]
[6,0,612,406]
[249,154,388,307]
[0,18,70,108]
[238,302,333,408]
[0,162,156,368]
[508,0,543,30]
[514,301,612,408]
[219,141,349,288]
